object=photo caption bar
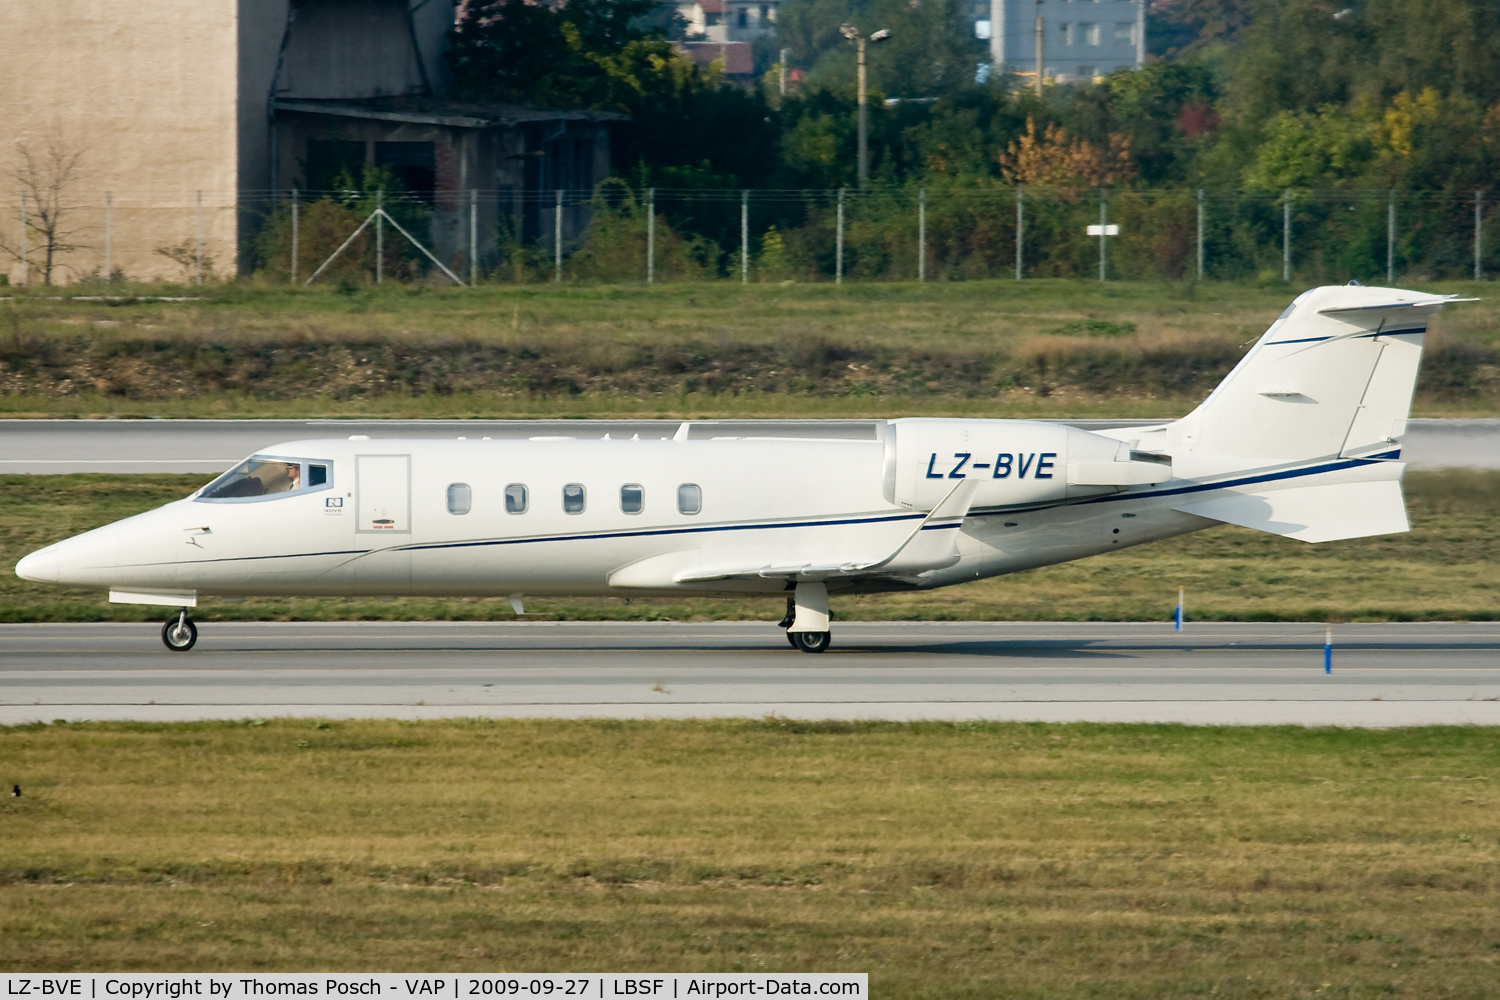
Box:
[0,975,866,1000]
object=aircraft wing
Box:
[673,479,979,584]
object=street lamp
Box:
[840,23,891,187]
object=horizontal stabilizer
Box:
[1173,480,1408,543]
[1317,296,1477,314]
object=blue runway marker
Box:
[1174,587,1184,631]
[1324,627,1333,673]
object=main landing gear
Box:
[161,610,197,652]
[780,582,832,654]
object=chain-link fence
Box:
[5,185,1500,287]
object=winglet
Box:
[672,422,690,442]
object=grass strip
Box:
[3,280,1498,418]
[2,718,1498,996]
[3,471,1499,623]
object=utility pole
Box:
[1282,188,1291,283]
[840,24,890,188]
[779,47,788,97]
[1034,0,1044,100]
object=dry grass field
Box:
[3,471,1498,624]
[2,280,1498,418]
[2,719,1498,996]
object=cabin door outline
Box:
[356,454,412,535]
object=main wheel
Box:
[791,631,831,654]
[786,630,799,648]
[161,615,197,652]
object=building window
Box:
[1078,66,1096,80]
[446,483,471,515]
[505,484,528,514]
[1081,22,1099,45]
[737,8,747,27]
[1060,23,1073,44]
[620,484,644,514]
[759,4,770,22]
[677,483,702,516]
[1114,22,1134,43]
[305,139,365,192]
[563,483,586,514]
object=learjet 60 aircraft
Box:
[15,285,1470,652]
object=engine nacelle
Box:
[881,418,1171,511]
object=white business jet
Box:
[16,284,1469,652]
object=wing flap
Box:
[671,479,979,584]
[1173,480,1408,543]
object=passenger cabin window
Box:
[620,484,644,514]
[563,483,586,514]
[447,483,472,515]
[200,459,321,500]
[677,483,702,515]
[505,484,528,514]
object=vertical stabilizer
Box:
[1168,286,1471,466]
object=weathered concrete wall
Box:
[0,0,247,283]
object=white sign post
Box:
[1086,222,1119,281]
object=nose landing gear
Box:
[161,610,198,652]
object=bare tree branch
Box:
[0,132,91,284]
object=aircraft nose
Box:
[15,548,59,583]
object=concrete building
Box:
[983,0,1145,84]
[1,0,622,283]
[676,0,778,43]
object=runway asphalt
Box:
[4,621,1498,727]
[3,417,1496,473]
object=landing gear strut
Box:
[161,610,197,652]
[784,581,832,654]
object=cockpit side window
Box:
[197,457,332,502]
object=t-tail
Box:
[1144,285,1475,543]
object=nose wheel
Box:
[161,611,198,652]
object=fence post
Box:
[1476,190,1484,281]
[918,187,927,282]
[1282,188,1291,283]
[1386,188,1395,285]
[105,191,114,282]
[646,187,655,285]
[554,189,563,283]
[195,189,205,285]
[290,189,299,285]
[469,188,478,287]
[1196,188,1204,280]
[836,188,845,285]
[741,189,749,284]
[1015,185,1024,280]
[18,191,27,287]
[1098,188,1107,282]
[376,190,384,285]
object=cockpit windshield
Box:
[198,458,328,501]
